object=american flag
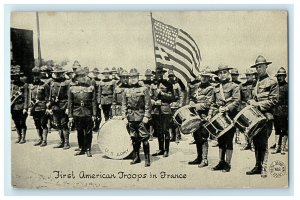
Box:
[152,18,202,84]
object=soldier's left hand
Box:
[22,109,27,115]
[142,117,149,124]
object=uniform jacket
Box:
[48,78,70,111]
[150,79,175,115]
[98,79,115,105]
[11,80,29,111]
[253,74,279,120]
[188,80,201,103]
[273,81,288,116]
[68,78,96,118]
[92,78,101,104]
[193,82,214,116]
[240,80,256,110]
[209,80,241,119]
[112,83,129,116]
[122,83,151,122]
[170,81,184,109]
[29,80,50,112]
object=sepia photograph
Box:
[10,11,288,189]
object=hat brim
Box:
[275,73,287,77]
[250,61,272,68]
[214,67,233,74]
[52,70,65,73]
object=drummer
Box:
[208,65,241,172]
[240,68,257,151]
[122,68,151,167]
[246,55,279,178]
[188,67,214,168]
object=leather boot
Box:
[261,149,268,178]
[15,128,21,144]
[63,129,70,150]
[281,136,288,155]
[152,139,164,156]
[246,150,262,175]
[235,131,241,144]
[54,130,64,148]
[131,141,141,164]
[19,128,26,144]
[143,141,150,167]
[149,126,154,141]
[163,138,170,157]
[188,142,202,165]
[212,148,226,171]
[198,142,208,168]
[169,128,175,142]
[223,150,233,172]
[271,135,281,154]
[40,129,48,147]
[34,129,43,146]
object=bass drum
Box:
[97,119,133,160]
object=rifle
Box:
[11,91,22,107]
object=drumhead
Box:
[97,119,133,160]
[180,116,201,134]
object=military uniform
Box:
[48,66,70,149]
[99,68,115,121]
[272,67,288,155]
[112,71,129,117]
[90,68,102,131]
[246,55,279,178]
[68,67,97,157]
[122,68,151,166]
[208,65,240,172]
[29,66,50,147]
[151,66,175,157]
[143,69,154,140]
[11,65,29,144]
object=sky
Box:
[11,11,288,77]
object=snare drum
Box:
[173,105,201,134]
[233,105,267,139]
[203,113,233,140]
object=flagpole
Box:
[150,12,158,70]
[36,12,42,67]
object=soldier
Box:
[122,68,151,167]
[230,68,242,144]
[240,69,257,151]
[84,66,90,77]
[40,65,52,84]
[246,55,279,178]
[111,67,119,81]
[68,66,97,157]
[99,68,115,121]
[48,65,70,150]
[11,65,29,144]
[168,69,184,142]
[151,65,175,157]
[143,69,154,140]
[208,65,240,172]
[112,70,130,117]
[188,67,214,167]
[29,66,50,147]
[90,68,102,132]
[271,67,288,155]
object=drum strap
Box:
[254,80,260,98]
[219,84,226,102]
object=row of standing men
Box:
[11,55,288,177]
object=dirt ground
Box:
[10,117,288,189]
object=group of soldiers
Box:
[11,55,288,177]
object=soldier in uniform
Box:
[29,66,50,147]
[230,68,242,145]
[68,66,97,157]
[90,68,102,132]
[246,55,279,178]
[112,70,130,117]
[143,69,154,140]
[240,69,257,151]
[271,67,288,155]
[99,68,115,121]
[151,65,175,158]
[48,65,70,150]
[188,67,214,167]
[111,67,119,81]
[208,65,240,172]
[11,65,29,144]
[168,69,184,142]
[122,68,151,167]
